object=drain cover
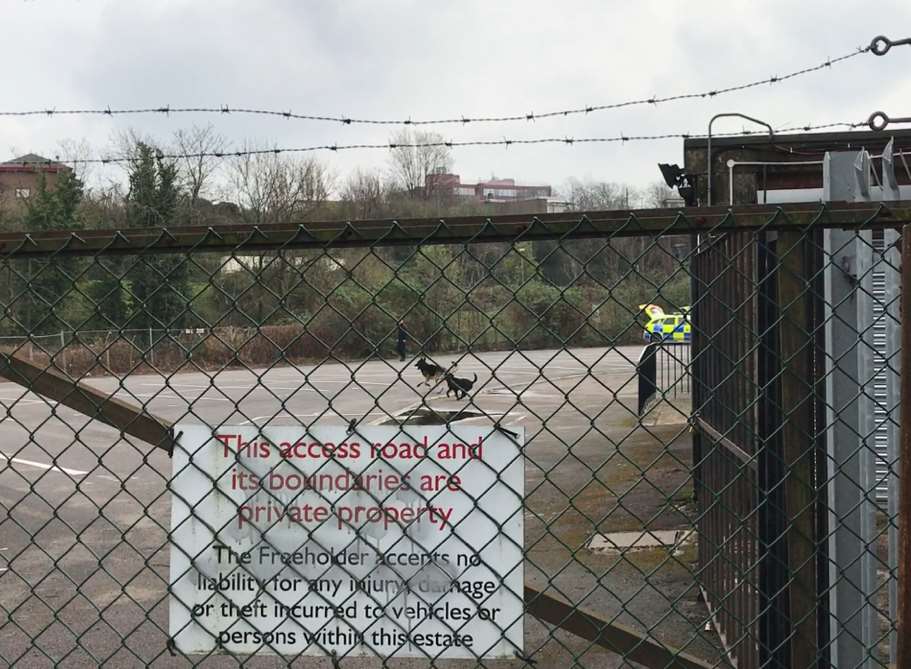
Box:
[587,529,695,552]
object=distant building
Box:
[425,171,553,202]
[0,154,71,216]
[485,198,572,215]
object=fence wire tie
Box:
[496,424,521,440]
[168,429,183,459]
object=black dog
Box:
[445,372,477,400]
[414,357,447,388]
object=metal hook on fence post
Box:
[869,35,911,56]
[868,111,911,132]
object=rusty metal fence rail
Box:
[0,202,908,668]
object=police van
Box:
[639,304,691,343]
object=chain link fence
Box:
[0,202,905,668]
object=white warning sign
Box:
[168,424,524,659]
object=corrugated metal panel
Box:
[870,229,895,505]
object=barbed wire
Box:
[0,40,892,127]
[29,121,864,166]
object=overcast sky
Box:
[3,0,910,196]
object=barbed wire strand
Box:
[0,47,875,127]
[29,121,864,166]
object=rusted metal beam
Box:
[776,230,819,668]
[524,586,714,669]
[0,354,174,454]
[0,202,908,258]
[898,226,911,669]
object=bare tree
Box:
[172,125,227,219]
[225,147,334,308]
[562,179,628,211]
[340,169,387,219]
[228,145,333,224]
[110,128,155,162]
[387,129,452,198]
[55,138,95,184]
[640,181,677,208]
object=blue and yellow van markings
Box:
[639,304,691,342]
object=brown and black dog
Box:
[414,357,448,388]
[445,372,477,400]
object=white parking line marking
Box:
[0,454,87,476]
[169,384,312,392]
[2,397,59,406]
[139,381,324,391]
[134,386,318,397]
[129,392,233,403]
[237,411,386,426]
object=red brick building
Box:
[425,172,552,202]
[0,154,71,217]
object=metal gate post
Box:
[885,227,901,664]
[856,228,878,658]
[823,227,876,667]
[880,139,902,666]
[821,150,878,667]
[898,224,911,669]
[777,230,818,669]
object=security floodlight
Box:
[659,163,684,189]
[657,163,698,207]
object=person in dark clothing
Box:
[396,321,408,361]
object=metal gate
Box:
[692,228,826,669]
[0,201,906,668]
